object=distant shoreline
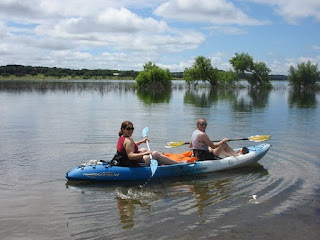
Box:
[0,74,136,81]
[0,64,288,81]
[0,74,288,82]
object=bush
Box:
[288,61,319,90]
[135,62,172,90]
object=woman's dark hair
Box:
[118,121,133,136]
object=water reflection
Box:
[116,188,152,229]
[184,87,271,111]
[190,178,233,216]
[0,80,175,104]
[288,89,317,108]
[0,80,136,94]
[2,79,320,239]
[247,87,271,109]
[66,163,268,229]
[137,88,171,104]
[184,88,238,108]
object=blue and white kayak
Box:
[65,143,271,181]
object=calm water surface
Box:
[0,80,319,240]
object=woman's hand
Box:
[144,150,152,155]
[135,137,149,146]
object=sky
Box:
[0,0,319,75]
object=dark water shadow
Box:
[184,88,238,108]
[136,88,172,104]
[184,87,271,111]
[288,89,317,108]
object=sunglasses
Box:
[126,127,134,131]
[199,123,207,127]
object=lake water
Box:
[0,80,319,239]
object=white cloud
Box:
[0,0,42,21]
[0,0,319,75]
[0,22,9,38]
[0,43,10,55]
[206,26,248,35]
[246,0,320,24]
[269,55,320,75]
[158,61,192,72]
[97,8,168,33]
[0,0,206,70]
[208,52,236,71]
[49,8,169,36]
[154,0,268,26]
[312,45,320,51]
[267,60,288,75]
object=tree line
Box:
[0,63,287,81]
[2,52,319,90]
[0,65,139,79]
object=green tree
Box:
[230,52,271,88]
[184,56,237,88]
[288,61,319,90]
[218,70,238,86]
[184,56,219,87]
[135,62,172,90]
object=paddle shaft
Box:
[146,140,153,159]
[183,138,249,145]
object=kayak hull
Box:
[65,143,271,181]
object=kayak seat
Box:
[238,147,249,155]
[163,151,197,163]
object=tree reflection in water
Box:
[0,80,136,94]
[184,87,271,112]
[137,88,171,104]
[288,89,317,109]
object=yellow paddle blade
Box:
[248,135,271,142]
[165,141,188,148]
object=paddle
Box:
[166,135,271,148]
[142,127,158,176]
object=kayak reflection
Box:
[66,163,268,229]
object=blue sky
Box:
[0,0,319,75]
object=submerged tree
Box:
[184,56,219,88]
[184,56,236,88]
[288,61,319,90]
[135,62,172,90]
[229,52,271,88]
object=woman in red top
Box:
[117,121,178,166]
